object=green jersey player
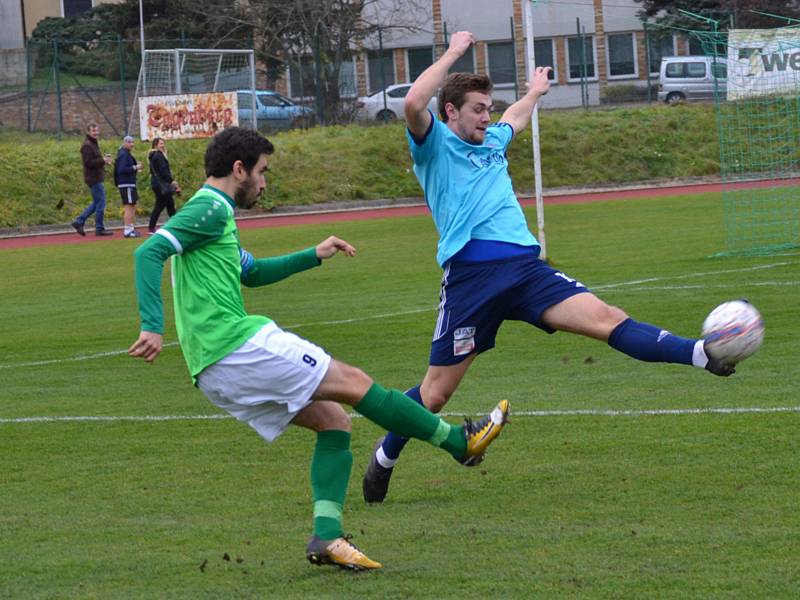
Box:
[128,127,510,571]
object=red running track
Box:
[0,178,794,251]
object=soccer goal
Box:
[693,25,800,256]
[128,48,257,137]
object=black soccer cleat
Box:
[362,436,394,504]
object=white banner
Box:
[138,92,239,140]
[727,27,800,101]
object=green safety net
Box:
[693,27,800,256]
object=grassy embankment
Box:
[0,103,720,229]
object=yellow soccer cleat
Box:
[459,399,510,466]
[306,535,382,571]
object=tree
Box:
[171,0,429,124]
[635,1,800,29]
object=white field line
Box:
[0,261,796,371]
[3,406,800,425]
[591,261,795,290]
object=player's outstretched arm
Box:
[405,31,474,139]
[240,237,354,288]
[499,66,551,134]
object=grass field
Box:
[1,192,799,598]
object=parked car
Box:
[356,84,438,121]
[657,56,727,104]
[236,90,315,130]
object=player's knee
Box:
[422,387,450,413]
[319,403,352,432]
[606,304,628,326]
[339,363,373,391]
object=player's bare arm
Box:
[315,236,356,259]
[405,31,475,138]
[499,66,551,134]
[129,331,163,363]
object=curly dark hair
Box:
[437,73,493,122]
[204,127,275,177]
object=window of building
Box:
[449,47,475,74]
[64,0,92,17]
[534,38,556,80]
[688,37,704,56]
[567,36,595,79]
[339,58,356,97]
[289,57,315,98]
[648,33,675,73]
[367,49,396,94]
[487,41,515,84]
[408,47,433,81]
[607,33,636,77]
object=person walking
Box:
[147,137,180,234]
[128,126,510,571]
[72,123,114,236]
[114,135,143,238]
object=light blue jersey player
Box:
[363,30,736,504]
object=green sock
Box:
[354,383,467,459]
[311,430,352,541]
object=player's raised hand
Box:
[129,331,163,363]
[527,66,552,97]
[316,236,356,259]
[448,31,475,57]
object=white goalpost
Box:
[524,0,547,260]
[128,48,258,137]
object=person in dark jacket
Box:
[147,137,181,234]
[114,135,144,238]
[72,123,114,236]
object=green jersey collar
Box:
[201,184,236,210]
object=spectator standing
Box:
[72,123,114,237]
[147,137,180,234]
[114,135,144,238]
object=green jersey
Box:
[134,184,321,383]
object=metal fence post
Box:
[119,36,129,133]
[26,40,32,132]
[54,39,63,138]
[510,15,519,102]
[644,21,652,104]
[379,27,387,123]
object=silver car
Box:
[657,56,727,104]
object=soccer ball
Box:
[701,300,764,364]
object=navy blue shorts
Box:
[429,254,590,366]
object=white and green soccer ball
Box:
[702,300,764,365]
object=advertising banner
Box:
[727,27,800,101]
[138,92,238,140]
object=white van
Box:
[657,56,727,104]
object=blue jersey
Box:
[407,113,539,267]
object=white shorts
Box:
[196,322,331,442]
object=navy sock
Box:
[380,385,422,460]
[608,318,696,365]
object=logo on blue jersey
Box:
[467,150,505,170]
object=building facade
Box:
[278,0,699,110]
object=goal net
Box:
[694,27,800,256]
[128,48,257,137]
